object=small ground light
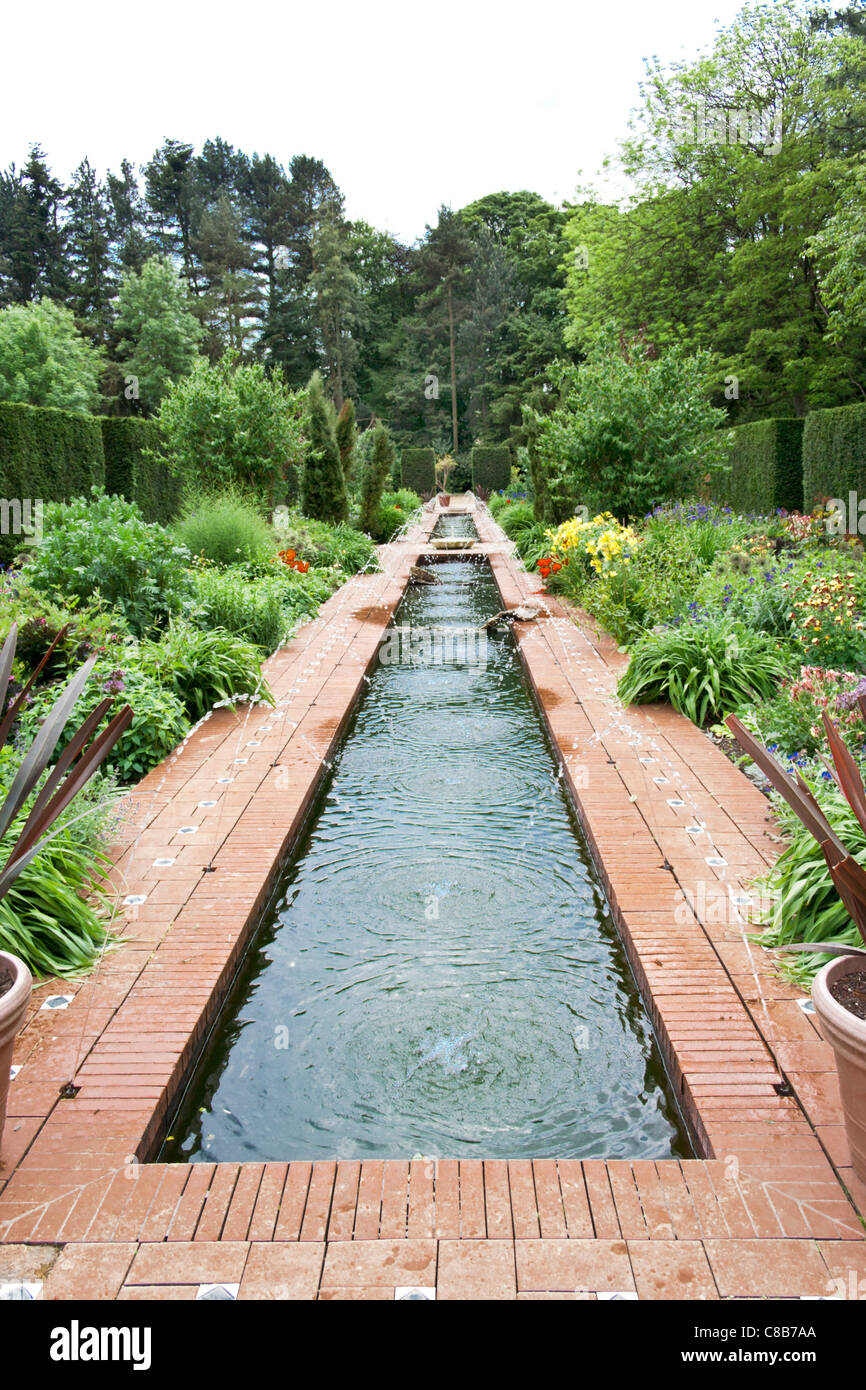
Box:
[0,1283,42,1300]
[798,997,817,1015]
[40,995,73,1011]
[653,776,669,784]
[667,798,685,808]
[598,1291,638,1300]
[123,894,147,907]
[198,800,218,807]
[196,1284,238,1300]
[217,777,233,784]
[177,826,198,835]
[706,856,727,867]
[395,1287,436,1300]
[686,826,703,834]
[153,858,175,868]
[9,1066,21,1080]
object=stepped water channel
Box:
[165,530,691,1163]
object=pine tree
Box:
[0,146,67,303]
[312,213,363,407]
[143,139,200,290]
[65,158,116,344]
[194,194,260,355]
[115,255,203,410]
[414,207,475,452]
[335,398,357,481]
[107,159,151,274]
[301,371,348,522]
[360,422,394,533]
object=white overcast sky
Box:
[2,0,750,243]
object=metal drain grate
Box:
[40,995,74,1011]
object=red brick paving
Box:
[0,498,863,1299]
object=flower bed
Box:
[502,497,866,975]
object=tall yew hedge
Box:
[802,402,866,508]
[400,447,436,494]
[100,417,181,525]
[471,445,511,492]
[712,418,803,513]
[0,402,104,561]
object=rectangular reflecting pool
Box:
[164,560,692,1162]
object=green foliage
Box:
[367,488,419,543]
[808,162,866,347]
[526,332,731,520]
[335,398,357,481]
[471,445,511,492]
[273,509,375,573]
[385,488,421,511]
[743,667,866,759]
[115,255,203,410]
[0,749,117,976]
[154,352,303,498]
[100,416,182,524]
[563,3,866,417]
[0,576,130,679]
[802,401,866,507]
[498,501,536,538]
[174,490,275,567]
[300,372,349,522]
[400,447,436,494]
[756,776,866,982]
[140,622,270,721]
[0,401,105,563]
[189,565,287,653]
[23,489,192,636]
[360,424,396,533]
[16,658,190,786]
[711,418,804,513]
[618,618,788,724]
[0,300,104,412]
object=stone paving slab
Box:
[0,497,863,1298]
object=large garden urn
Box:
[0,951,32,1154]
[812,954,866,1184]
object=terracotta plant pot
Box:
[0,951,32,1154]
[812,954,866,1183]
[438,494,450,507]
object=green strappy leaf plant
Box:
[727,704,866,961]
[0,621,132,972]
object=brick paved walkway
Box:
[1,499,863,1299]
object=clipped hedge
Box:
[100,417,181,525]
[400,447,436,494]
[471,444,511,492]
[0,402,105,562]
[713,418,803,513]
[803,402,866,509]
